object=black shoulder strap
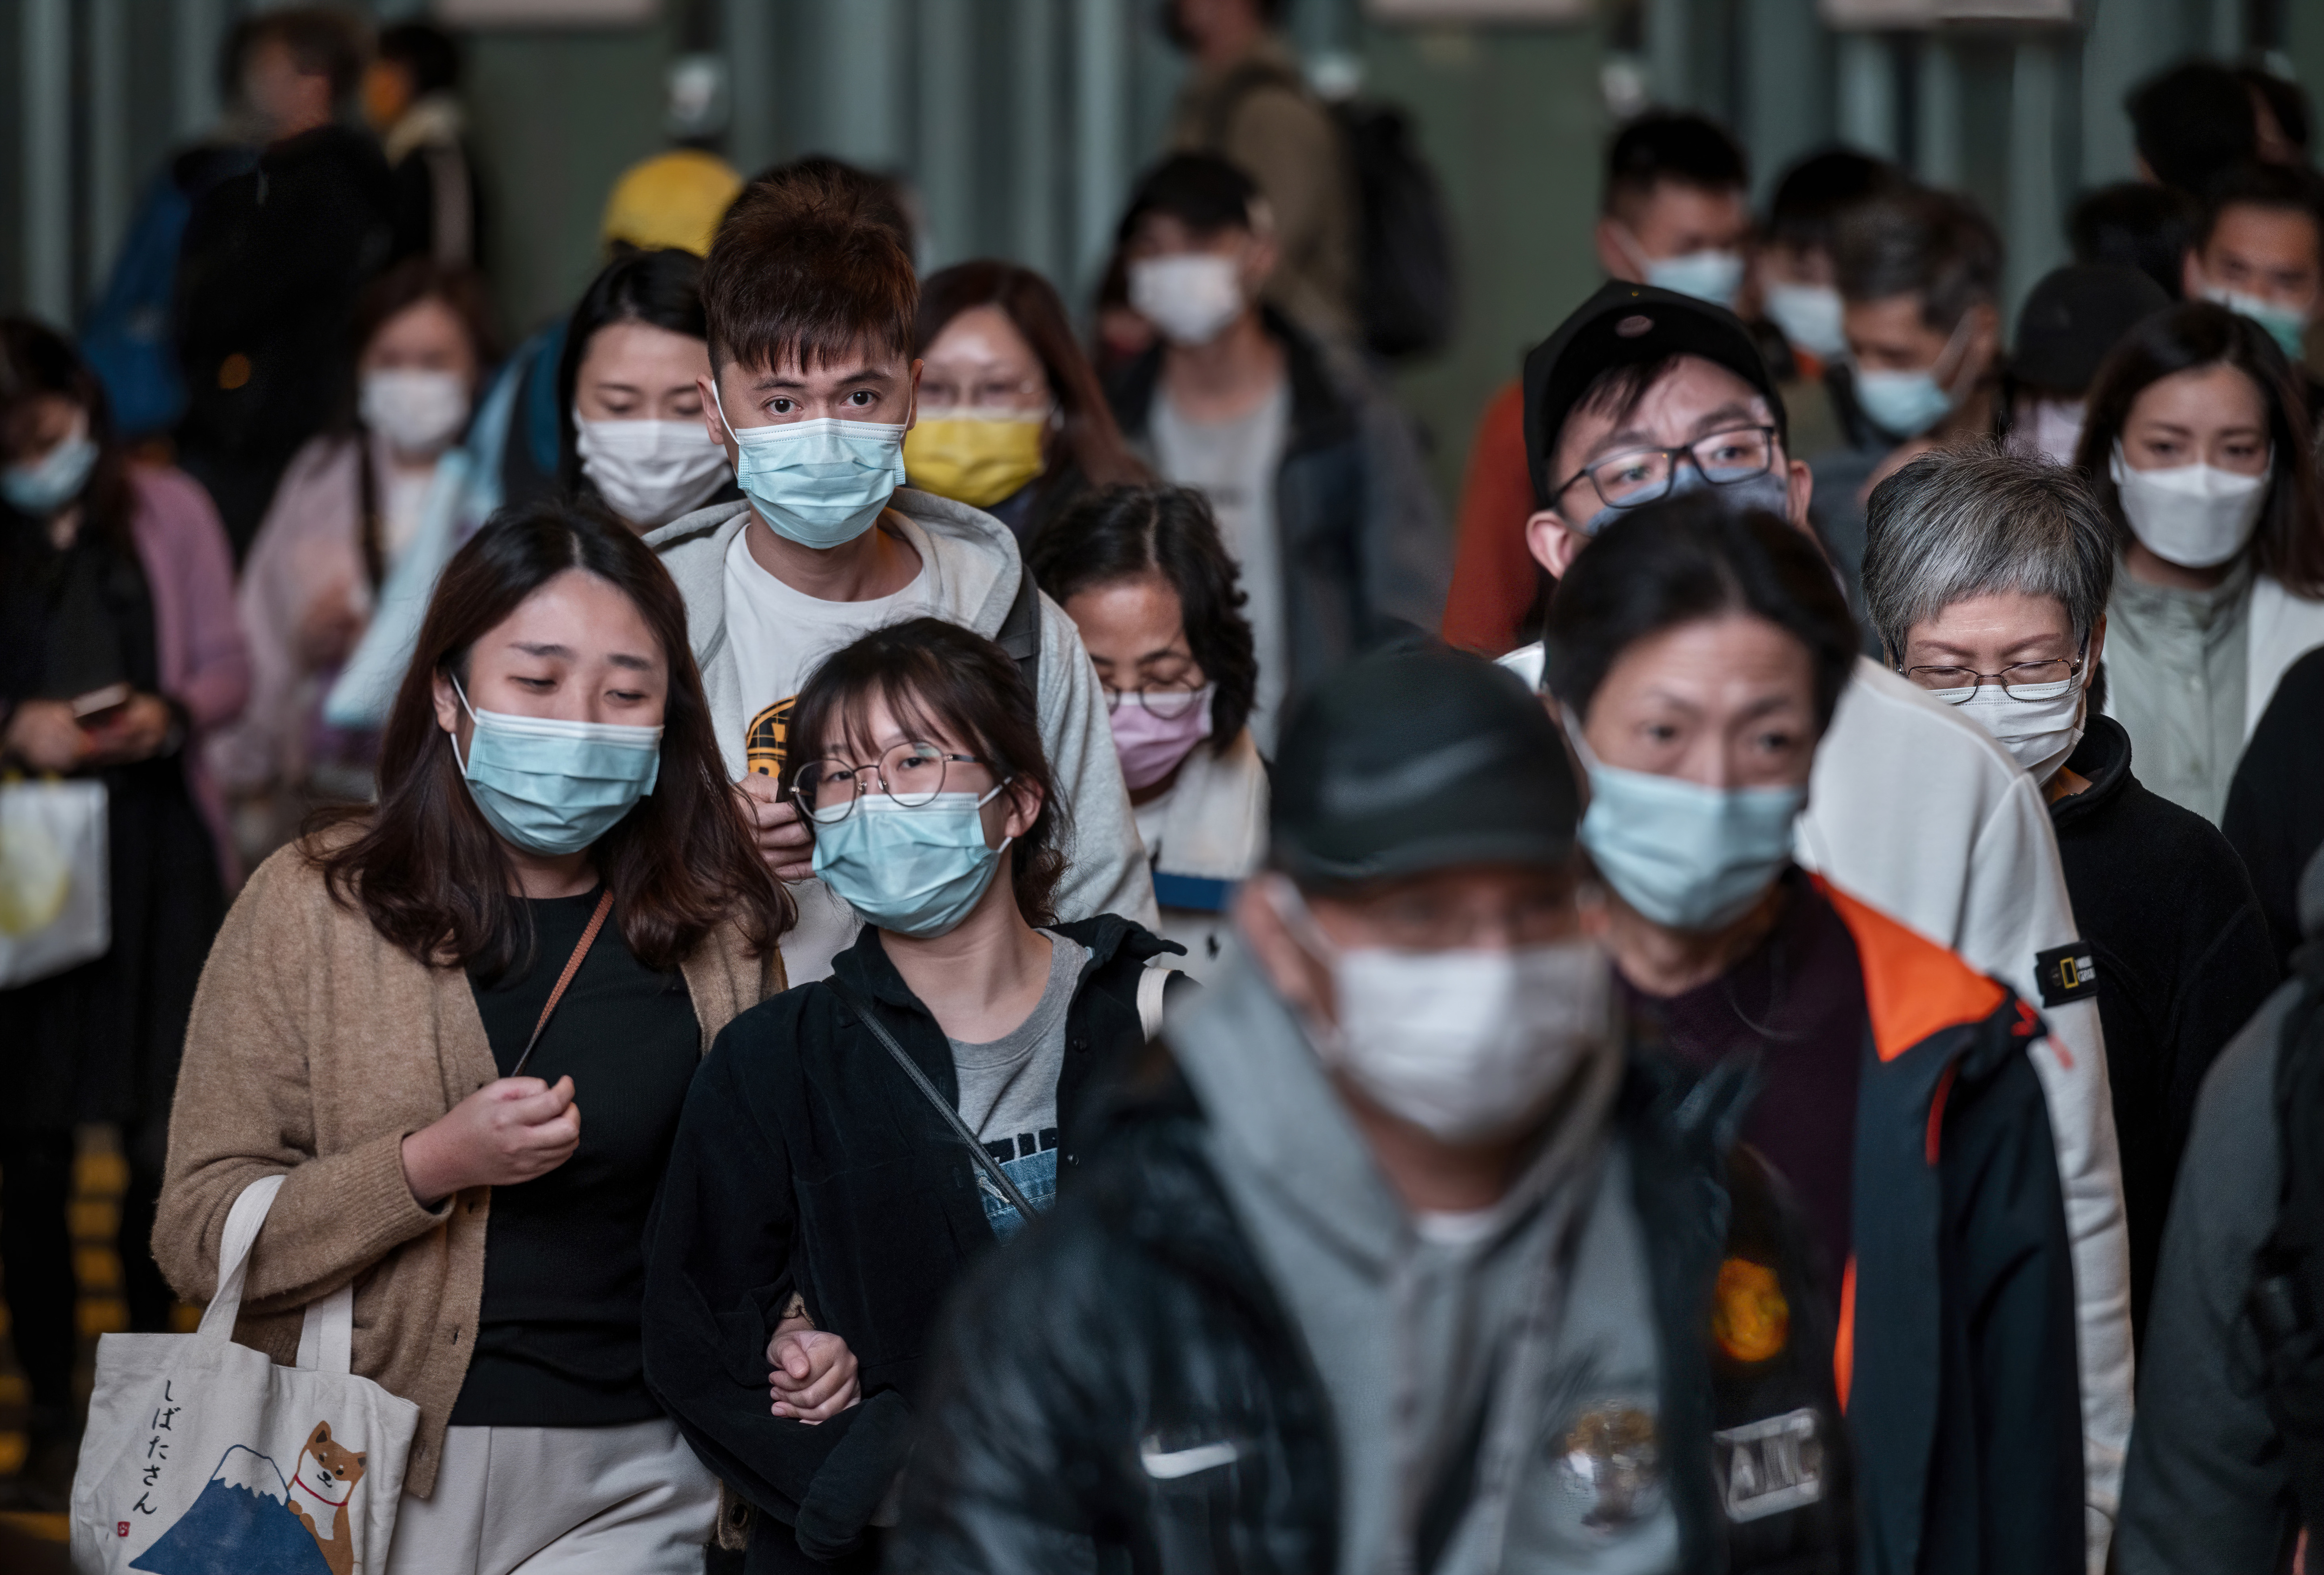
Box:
[997,567,1042,702]
[826,976,1041,1225]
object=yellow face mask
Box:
[904,412,1049,509]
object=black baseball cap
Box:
[1269,645,1580,886]
[1523,281,1789,511]
[2013,264,2170,395]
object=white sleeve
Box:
[1033,591,1161,930]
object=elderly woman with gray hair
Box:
[1862,445,2279,1342]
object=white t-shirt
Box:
[720,517,930,785]
[1152,379,1292,751]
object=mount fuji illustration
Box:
[130,1441,337,1575]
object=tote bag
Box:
[0,775,109,989]
[70,1174,418,1575]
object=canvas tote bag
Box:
[0,774,109,989]
[70,1173,419,1575]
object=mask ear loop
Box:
[447,672,481,774]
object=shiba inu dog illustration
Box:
[285,1422,364,1575]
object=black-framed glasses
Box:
[1901,644,2087,703]
[791,741,992,824]
[1554,425,1780,513]
[917,374,1049,409]
[1100,679,1208,721]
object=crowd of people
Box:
[5,3,2324,1572]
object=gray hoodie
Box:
[1170,953,1680,1575]
[645,491,1158,980]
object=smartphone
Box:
[71,683,132,730]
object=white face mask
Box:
[1644,249,1747,310]
[1128,254,1246,347]
[2110,441,2271,569]
[574,416,731,528]
[360,369,471,456]
[1941,671,2086,786]
[1272,880,1618,1144]
[1763,282,1849,361]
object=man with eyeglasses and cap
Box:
[1499,278,2133,1571]
[889,644,1854,1575]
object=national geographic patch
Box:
[2034,942,2100,1008]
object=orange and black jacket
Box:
[1815,876,2085,1575]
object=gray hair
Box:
[1861,446,2116,661]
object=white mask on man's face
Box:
[1128,254,1246,347]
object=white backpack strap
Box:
[1137,962,1176,1040]
[296,1281,354,1374]
[195,1173,287,1344]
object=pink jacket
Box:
[131,464,251,888]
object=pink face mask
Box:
[1108,685,1215,790]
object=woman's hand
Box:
[79,694,175,766]
[735,775,816,883]
[399,1076,581,1207]
[767,1318,859,1423]
[2,699,89,772]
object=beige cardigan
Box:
[155,840,784,1496]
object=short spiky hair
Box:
[701,165,918,375]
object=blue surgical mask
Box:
[812,787,1012,938]
[1579,460,1792,537]
[451,678,663,857]
[1644,249,1747,310]
[1570,730,1803,931]
[1763,283,1849,361]
[2201,285,2311,360]
[713,385,907,550]
[3,428,99,517]
[1852,316,1971,440]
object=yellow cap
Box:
[600,149,745,257]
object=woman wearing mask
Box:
[0,317,248,1502]
[157,504,790,1572]
[2074,299,2324,823]
[642,617,1178,1570]
[214,258,497,859]
[557,248,736,533]
[1030,485,1262,979]
[1545,493,2083,1575]
[1862,446,2277,1343]
[904,261,1149,542]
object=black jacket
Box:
[2225,644,2324,977]
[1106,308,1447,705]
[891,1050,1855,1575]
[639,915,1175,1563]
[2052,715,2280,1340]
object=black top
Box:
[2224,644,2324,977]
[451,890,701,1427]
[2052,714,2279,1343]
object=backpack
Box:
[1203,64,1457,362]
[2250,950,2324,1543]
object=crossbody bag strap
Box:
[509,889,614,1077]
[826,976,1042,1224]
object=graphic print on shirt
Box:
[746,695,793,779]
[978,1127,1059,1239]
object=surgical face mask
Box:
[1645,249,1747,310]
[1852,316,1973,440]
[903,409,1050,509]
[812,787,1012,938]
[1271,880,1616,1144]
[1109,684,1215,790]
[1578,459,1792,538]
[360,369,472,455]
[450,678,663,857]
[1571,731,1803,932]
[2201,284,2311,360]
[3,417,99,517]
[574,416,731,528]
[714,385,907,551]
[2014,398,2086,468]
[1763,283,1849,361]
[1943,672,2085,785]
[1128,254,1246,347]
[2110,441,2271,569]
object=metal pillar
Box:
[2007,39,2064,313]
[1013,0,1060,280]
[176,0,226,140]
[22,0,72,325]
[724,0,778,178]
[825,0,905,171]
[917,0,974,268]
[1916,36,1961,187]
[1646,0,1691,109]
[1837,33,1898,160]
[1743,0,1827,203]
[1073,0,1127,292]
[90,0,132,290]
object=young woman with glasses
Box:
[641,616,1179,1572]
[1030,485,1263,979]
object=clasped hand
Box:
[400,1076,581,1207]
[767,1319,859,1423]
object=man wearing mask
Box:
[1755,149,1901,460]
[2183,161,2324,409]
[892,645,1855,1575]
[648,164,1154,982]
[1107,153,1446,749]
[1164,0,1355,346]
[174,7,395,558]
[1500,280,2135,1569]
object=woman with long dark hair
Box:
[904,261,1149,542]
[157,502,792,1571]
[553,248,738,532]
[2074,298,2324,822]
[642,617,1178,1570]
[0,316,248,1505]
